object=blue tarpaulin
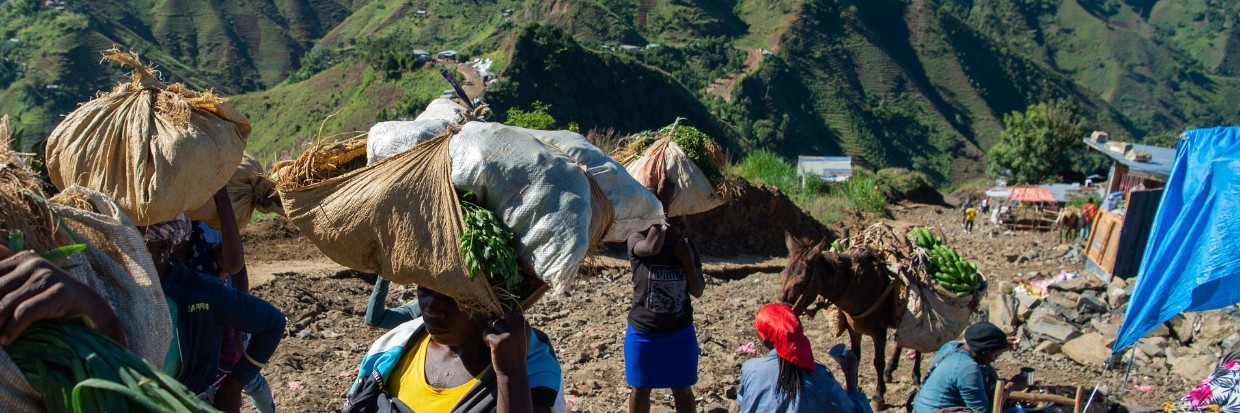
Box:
[1113,126,1240,354]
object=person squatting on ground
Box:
[624,180,706,413]
[912,322,1028,413]
[738,303,872,413]
[366,277,422,329]
[345,286,565,413]
[143,212,287,413]
[183,188,277,412]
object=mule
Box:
[1054,207,1082,243]
[778,233,921,410]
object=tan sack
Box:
[45,48,250,226]
[278,135,503,315]
[185,154,281,230]
[625,139,724,217]
[49,186,171,367]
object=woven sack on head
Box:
[45,48,249,226]
[49,186,171,366]
[449,122,593,294]
[512,127,663,242]
[185,154,281,230]
[279,134,503,315]
[366,117,597,294]
[625,139,724,217]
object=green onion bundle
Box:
[6,322,217,413]
[458,191,526,305]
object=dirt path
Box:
[705,47,762,101]
[448,61,486,101]
[240,205,1184,412]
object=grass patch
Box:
[249,211,281,224]
[732,150,893,223]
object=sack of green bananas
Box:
[907,227,986,297]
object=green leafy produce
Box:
[458,191,525,304]
[626,119,726,182]
[5,322,217,412]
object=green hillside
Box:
[2,0,1236,184]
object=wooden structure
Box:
[1003,186,1059,231]
[993,381,1088,413]
[1081,138,1174,280]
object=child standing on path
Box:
[625,182,707,413]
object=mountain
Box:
[1,0,1236,183]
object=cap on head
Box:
[965,322,1008,352]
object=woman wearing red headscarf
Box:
[738,303,872,413]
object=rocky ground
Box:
[237,199,1233,412]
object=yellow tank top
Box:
[388,334,484,413]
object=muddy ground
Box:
[243,203,1187,412]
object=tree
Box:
[986,100,1087,185]
[503,101,558,130]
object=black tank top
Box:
[626,231,698,334]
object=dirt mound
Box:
[684,182,834,257]
[242,217,328,262]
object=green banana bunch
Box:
[928,245,984,297]
[907,227,943,250]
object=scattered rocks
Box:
[1062,333,1113,366]
[1050,274,1106,293]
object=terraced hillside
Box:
[1,0,1236,183]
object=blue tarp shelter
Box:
[1113,126,1240,354]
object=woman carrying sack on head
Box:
[624,178,706,413]
[738,303,872,413]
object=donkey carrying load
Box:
[779,222,986,409]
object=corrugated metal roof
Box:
[1083,139,1175,178]
[1010,186,1056,203]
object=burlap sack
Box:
[625,139,724,217]
[185,154,281,230]
[49,186,171,366]
[891,272,981,353]
[278,134,503,315]
[45,48,250,226]
[365,116,597,292]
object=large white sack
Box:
[625,140,723,217]
[367,119,453,164]
[452,122,592,293]
[416,98,468,123]
[510,127,664,241]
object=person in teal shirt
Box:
[912,322,1028,413]
[365,278,421,329]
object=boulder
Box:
[1062,333,1113,366]
[1107,283,1131,309]
[1172,354,1218,382]
[1050,274,1106,293]
[1015,293,1040,321]
[1078,292,1108,314]
[1168,313,1202,344]
[1194,312,1239,346]
[988,293,1017,334]
[1136,336,1168,359]
[1089,320,1120,345]
[1027,316,1081,343]
[1034,341,1062,355]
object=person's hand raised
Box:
[483,306,530,378]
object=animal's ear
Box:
[811,238,829,253]
[785,232,804,253]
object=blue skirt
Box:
[624,324,699,388]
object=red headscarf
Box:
[755,303,816,371]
